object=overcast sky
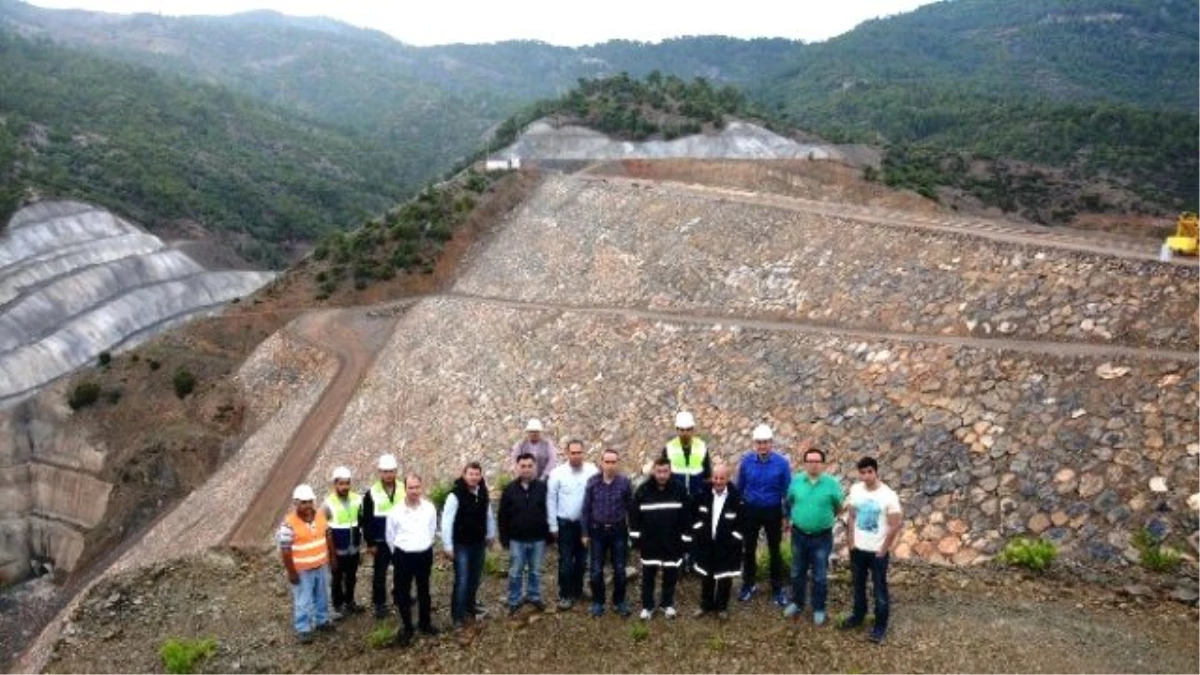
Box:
[26,0,939,46]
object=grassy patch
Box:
[1132,528,1182,573]
[998,538,1057,571]
[366,620,398,649]
[159,637,216,674]
[630,621,650,642]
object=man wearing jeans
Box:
[277,484,337,644]
[842,456,902,643]
[547,440,598,610]
[441,462,497,630]
[498,453,550,614]
[734,424,792,607]
[783,447,843,625]
[581,448,633,618]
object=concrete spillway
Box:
[0,201,275,405]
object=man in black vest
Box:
[440,462,497,630]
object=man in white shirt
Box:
[547,439,599,610]
[842,456,902,644]
[385,474,438,646]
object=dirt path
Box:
[579,174,1197,266]
[226,308,398,547]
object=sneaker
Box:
[453,620,465,631]
[738,585,757,602]
[472,605,489,620]
[639,608,653,620]
[773,590,789,608]
[615,603,632,618]
[329,608,344,622]
[813,610,827,626]
[590,603,605,618]
[868,627,886,644]
[557,598,574,611]
[691,608,709,619]
[663,606,677,619]
[783,603,802,619]
[717,611,730,621]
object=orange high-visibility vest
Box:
[286,510,329,571]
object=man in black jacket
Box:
[630,457,690,620]
[691,464,744,620]
[440,462,497,629]
[498,453,550,614]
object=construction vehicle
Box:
[1165,211,1198,256]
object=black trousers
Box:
[640,565,679,610]
[394,547,434,631]
[331,552,360,609]
[372,544,399,610]
[700,576,733,612]
[741,504,785,590]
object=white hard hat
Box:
[332,466,352,481]
[292,484,316,501]
[378,454,398,471]
[675,411,695,429]
[752,424,774,441]
[525,418,544,432]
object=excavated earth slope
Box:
[0,201,275,405]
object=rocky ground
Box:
[44,547,1199,674]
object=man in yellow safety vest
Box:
[660,411,711,575]
[322,466,364,618]
[361,453,405,619]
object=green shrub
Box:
[366,620,397,649]
[159,637,216,674]
[755,538,794,577]
[68,381,101,410]
[1132,528,1182,573]
[999,537,1057,571]
[484,552,505,578]
[97,351,112,367]
[173,368,196,399]
[428,480,454,512]
[630,621,649,642]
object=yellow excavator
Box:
[1165,211,1198,256]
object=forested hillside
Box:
[0,32,408,266]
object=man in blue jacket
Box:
[734,424,792,606]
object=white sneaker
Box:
[639,608,653,620]
[663,606,677,619]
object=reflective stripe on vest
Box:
[324,493,362,528]
[286,510,329,571]
[370,481,402,515]
[666,437,707,476]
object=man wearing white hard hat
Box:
[660,411,711,501]
[660,411,710,576]
[277,484,337,644]
[733,424,792,607]
[322,466,364,618]
[509,418,558,480]
[361,453,405,619]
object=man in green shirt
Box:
[783,447,843,625]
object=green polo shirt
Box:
[787,473,844,534]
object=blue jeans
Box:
[850,548,890,631]
[507,540,545,608]
[589,523,628,606]
[291,566,330,635]
[557,519,587,601]
[451,542,486,623]
[790,528,833,612]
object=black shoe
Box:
[316,622,336,633]
[868,627,886,644]
[374,606,390,620]
[419,625,440,637]
[346,602,366,614]
[394,629,415,647]
[839,616,864,630]
[529,600,546,612]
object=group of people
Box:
[276,412,902,646]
